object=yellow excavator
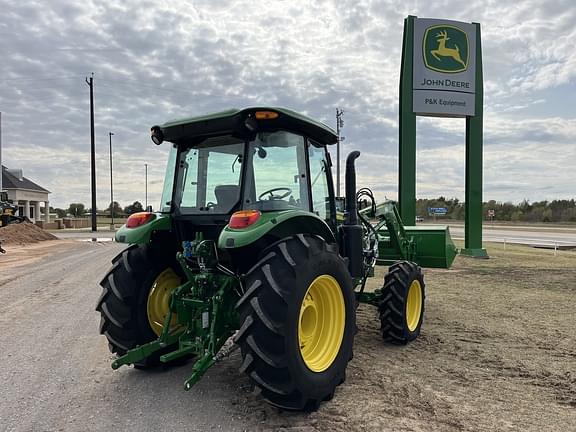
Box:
[0,191,27,253]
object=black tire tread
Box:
[96,244,176,367]
[235,235,354,411]
[378,261,425,345]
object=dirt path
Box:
[0,239,79,268]
[0,242,574,431]
[0,242,253,432]
[223,244,576,431]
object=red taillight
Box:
[126,212,155,228]
[229,210,261,229]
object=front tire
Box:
[234,235,355,411]
[96,244,181,368]
[379,261,425,344]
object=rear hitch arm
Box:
[110,255,239,393]
[111,286,186,369]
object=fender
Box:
[218,210,335,249]
[115,214,172,244]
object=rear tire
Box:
[379,261,425,344]
[234,235,355,411]
[96,244,180,368]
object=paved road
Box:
[444,224,576,247]
[0,242,252,432]
[51,224,576,248]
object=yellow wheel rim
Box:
[298,275,345,372]
[147,268,181,336]
[406,280,423,332]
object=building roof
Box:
[1,165,50,193]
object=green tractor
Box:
[97,107,456,410]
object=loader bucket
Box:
[377,225,457,269]
[405,225,457,268]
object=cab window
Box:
[244,131,310,212]
[308,142,332,223]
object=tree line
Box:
[51,197,576,223]
[415,197,576,223]
[51,201,145,218]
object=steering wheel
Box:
[258,187,293,201]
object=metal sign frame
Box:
[399,15,487,257]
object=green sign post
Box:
[399,15,487,257]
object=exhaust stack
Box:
[342,151,363,278]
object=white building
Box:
[1,165,50,223]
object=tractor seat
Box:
[214,185,240,213]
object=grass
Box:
[454,240,575,269]
[448,241,576,294]
[366,240,575,294]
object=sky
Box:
[0,0,575,210]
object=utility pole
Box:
[145,163,148,210]
[85,74,97,232]
[109,132,114,230]
[335,108,345,197]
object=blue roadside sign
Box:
[428,207,448,215]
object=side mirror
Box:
[151,126,164,145]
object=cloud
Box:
[0,0,574,209]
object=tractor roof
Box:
[156,107,337,146]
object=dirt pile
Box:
[0,222,58,245]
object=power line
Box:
[0,75,87,83]
[98,77,199,94]
[0,74,200,98]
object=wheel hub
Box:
[147,268,181,336]
[298,275,345,373]
[405,280,422,331]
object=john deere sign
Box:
[413,19,477,117]
[398,15,487,257]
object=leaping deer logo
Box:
[431,30,466,68]
[423,25,469,73]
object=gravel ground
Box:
[0,241,574,431]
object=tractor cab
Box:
[157,108,337,225]
[120,108,343,270]
[164,128,334,220]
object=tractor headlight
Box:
[244,116,258,132]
